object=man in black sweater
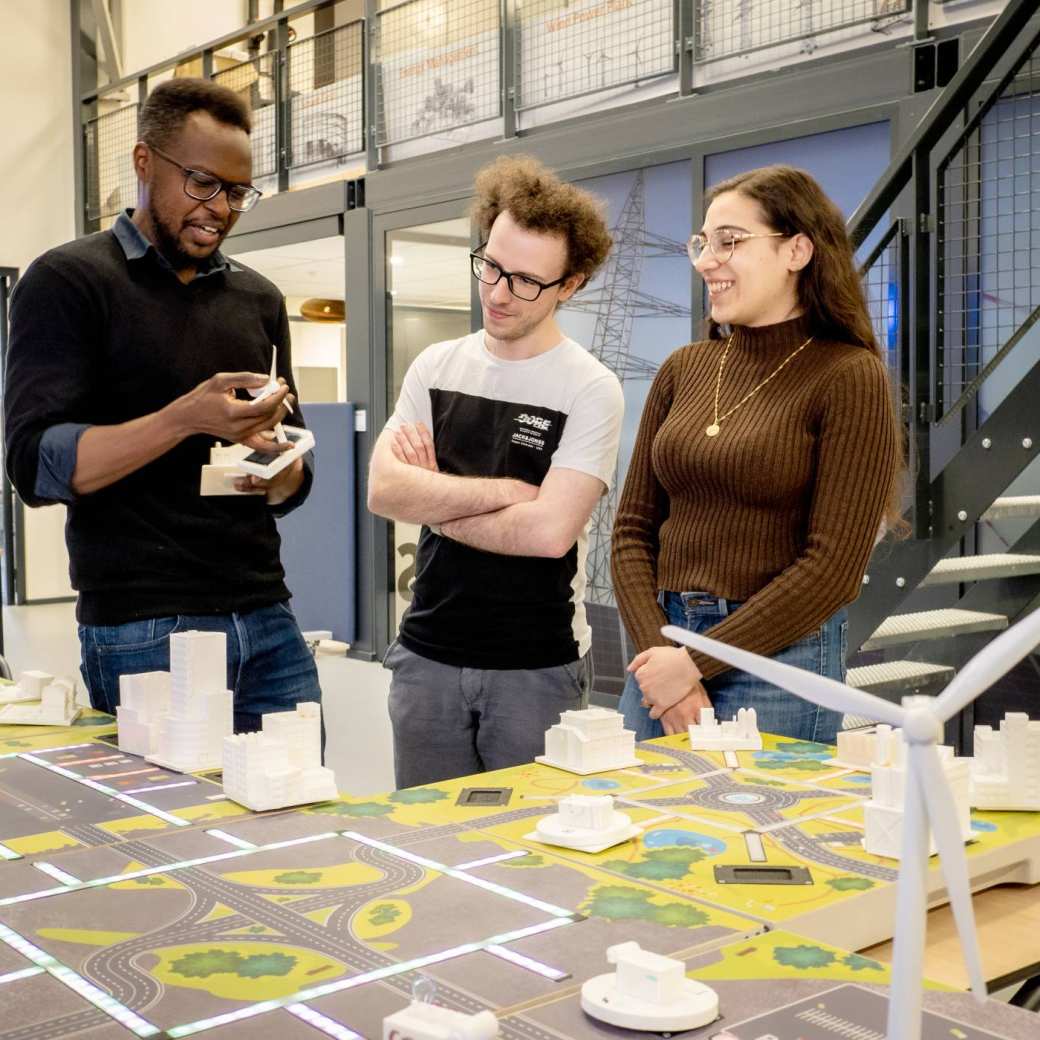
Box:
[4,79,321,731]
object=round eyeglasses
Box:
[149,144,263,213]
[687,230,789,266]
[470,248,568,302]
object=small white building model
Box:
[834,722,903,769]
[865,742,972,859]
[687,706,762,751]
[581,941,719,1031]
[223,702,336,811]
[537,707,639,774]
[116,672,172,755]
[199,442,263,496]
[382,1002,498,1040]
[0,678,80,726]
[146,631,233,773]
[0,670,55,705]
[530,794,640,853]
[971,713,1040,811]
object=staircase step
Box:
[861,608,1008,650]
[982,496,1040,521]
[921,553,1040,586]
[846,660,954,696]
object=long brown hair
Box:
[705,164,907,537]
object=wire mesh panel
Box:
[937,40,1040,419]
[84,104,139,222]
[374,0,500,147]
[695,0,910,63]
[514,0,676,110]
[287,20,365,168]
[213,52,280,178]
[860,224,903,376]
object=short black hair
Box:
[138,78,252,148]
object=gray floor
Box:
[0,601,396,796]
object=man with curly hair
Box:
[369,156,623,788]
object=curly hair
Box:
[139,78,252,149]
[471,156,612,289]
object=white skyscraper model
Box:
[537,707,640,774]
[117,672,172,755]
[529,794,641,853]
[687,706,762,751]
[147,631,232,772]
[971,713,1040,811]
[581,942,719,1031]
[223,702,336,811]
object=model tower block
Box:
[972,713,1040,811]
[581,942,719,1031]
[687,706,762,751]
[864,742,972,859]
[117,672,172,756]
[148,631,232,773]
[537,706,639,774]
[223,702,336,811]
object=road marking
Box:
[343,831,573,917]
[89,767,160,781]
[34,861,80,886]
[455,850,529,870]
[0,842,20,861]
[286,1003,363,1038]
[205,829,256,850]
[19,753,190,828]
[486,944,569,980]
[0,922,159,1036]
[123,780,197,795]
[0,966,45,986]
[167,917,573,1037]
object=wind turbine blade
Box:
[934,608,1040,722]
[661,626,905,727]
[269,346,278,383]
[913,744,987,1002]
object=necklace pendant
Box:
[705,423,721,438]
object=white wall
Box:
[0,1,76,602]
[120,0,249,74]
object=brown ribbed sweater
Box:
[611,315,896,680]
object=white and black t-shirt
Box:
[387,331,624,669]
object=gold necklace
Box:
[705,334,814,437]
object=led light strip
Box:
[0,831,340,908]
[20,753,189,827]
[166,916,573,1038]
[485,944,569,980]
[342,831,573,917]
[0,923,158,1037]
[0,966,45,986]
[34,862,81,886]
[454,850,529,870]
[205,829,256,849]
[123,780,197,795]
[287,1003,363,1038]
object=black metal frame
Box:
[0,268,21,622]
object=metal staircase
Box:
[844,0,1040,744]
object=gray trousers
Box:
[384,640,591,789]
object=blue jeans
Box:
[79,603,321,734]
[619,591,846,744]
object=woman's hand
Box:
[658,689,712,735]
[627,645,705,716]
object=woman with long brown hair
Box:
[612,164,901,743]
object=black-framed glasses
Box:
[687,229,789,266]
[470,246,568,302]
[149,144,263,213]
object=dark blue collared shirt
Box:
[35,211,240,502]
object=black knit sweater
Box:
[4,229,311,624]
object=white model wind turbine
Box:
[663,609,1040,1040]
